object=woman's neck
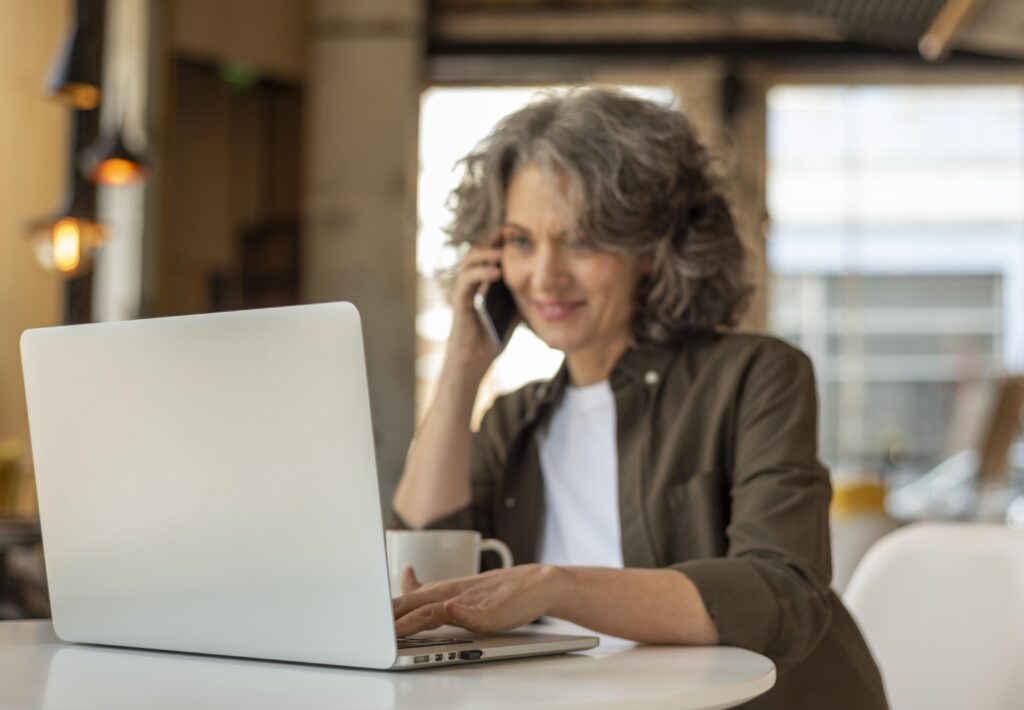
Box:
[565,335,631,387]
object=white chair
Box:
[844,522,1024,710]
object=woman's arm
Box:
[392,245,504,529]
[548,566,719,644]
[671,342,833,665]
[391,366,478,529]
[393,564,719,645]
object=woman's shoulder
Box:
[659,331,814,392]
[679,330,810,367]
[723,331,807,359]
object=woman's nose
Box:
[532,246,569,291]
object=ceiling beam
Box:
[430,7,844,45]
[919,0,988,61]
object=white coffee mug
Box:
[384,530,513,597]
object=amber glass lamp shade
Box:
[80,127,146,186]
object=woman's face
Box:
[498,163,648,357]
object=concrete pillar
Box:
[305,0,424,509]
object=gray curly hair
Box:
[446,87,751,344]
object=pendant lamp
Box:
[48,0,103,110]
[26,175,107,278]
[80,0,146,185]
[80,124,146,185]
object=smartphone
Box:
[473,278,519,347]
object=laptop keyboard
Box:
[397,637,473,649]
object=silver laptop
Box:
[21,302,597,669]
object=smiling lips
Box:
[532,300,585,321]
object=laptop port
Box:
[459,650,483,660]
[434,653,444,662]
[414,655,429,664]
[448,652,457,660]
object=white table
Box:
[0,620,775,709]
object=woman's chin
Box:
[523,314,597,354]
[532,328,585,355]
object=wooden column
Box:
[305,0,424,508]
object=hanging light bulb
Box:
[80,126,146,185]
[48,0,103,110]
[52,219,83,272]
[28,217,106,278]
[26,178,108,278]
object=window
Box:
[767,85,1024,470]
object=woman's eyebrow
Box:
[500,222,529,234]
[500,222,572,239]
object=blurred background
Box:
[1,0,1022,617]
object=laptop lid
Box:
[21,303,398,668]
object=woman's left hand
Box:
[393,564,563,637]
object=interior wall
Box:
[159,61,238,316]
[157,60,303,317]
[169,0,307,82]
[0,2,68,475]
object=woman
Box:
[390,88,887,709]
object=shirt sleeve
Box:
[669,343,833,668]
[386,397,510,536]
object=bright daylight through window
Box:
[767,85,1024,475]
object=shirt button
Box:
[644,370,660,386]
[504,497,516,509]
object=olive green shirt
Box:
[393,333,887,709]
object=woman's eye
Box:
[504,234,532,250]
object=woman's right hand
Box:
[444,244,506,383]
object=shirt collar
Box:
[528,361,571,417]
[610,341,678,389]
[526,339,681,420]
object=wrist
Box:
[437,361,487,399]
[538,564,572,618]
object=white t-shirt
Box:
[536,380,624,568]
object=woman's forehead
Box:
[504,164,576,223]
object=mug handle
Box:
[480,538,514,569]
